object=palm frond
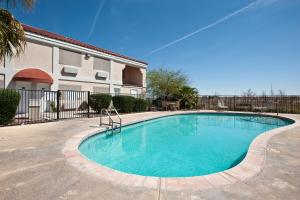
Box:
[0,0,36,9]
[0,8,26,61]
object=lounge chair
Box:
[161,101,169,111]
[217,99,228,110]
[252,101,273,113]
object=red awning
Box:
[13,68,53,84]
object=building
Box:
[0,24,147,96]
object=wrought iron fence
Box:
[2,90,300,126]
[199,95,300,114]
[1,89,149,126]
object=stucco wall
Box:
[12,41,53,74]
[113,62,125,83]
[59,54,110,82]
[58,80,109,92]
[121,86,144,95]
[141,68,146,87]
[78,55,93,77]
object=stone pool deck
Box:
[0,111,300,200]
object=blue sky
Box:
[4,0,300,95]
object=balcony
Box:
[122,65,143,87]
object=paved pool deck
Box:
[0,111,300,200]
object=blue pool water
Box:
[79,114,292,177]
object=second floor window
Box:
[93,57,110,72]
[59,49,82,67]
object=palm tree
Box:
[0,0,36,61]
[177,86,199,109]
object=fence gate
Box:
[15,89,58,125]
[58,90,89,119]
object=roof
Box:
[13,68,53,84]
[22,24,147,65]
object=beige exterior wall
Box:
[0,59,4,68]
[78,55,93,77]
[93,86,110,93]
[121,86,144,95]
[113,62,125,83]
[141,68,147,87]
[58,80,109,92]
[59,55,110,82]
[2,35,147,91]
[12,41,53,74]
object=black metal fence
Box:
[2,90,300,126]
[199,95,300,114]
[1,89,148,126]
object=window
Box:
[93,86,110,94]
[0,74,4,89]
[58,84,82,91]
[114,88,121,95]
[93,57,110,72]
[59,49,82,67]
[131,89,138,98]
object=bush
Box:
[89,94,112,113]
[0,89,20,125]
[50,101,57,112]
[134,98,148,112]
[78,101,88,111]
[112,95,136,113]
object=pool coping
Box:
[62,111,300,191]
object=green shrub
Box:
[50,101,57,112]
[134,98,148,112]
[78,101,88,111]
[0,89,20,125]
[89,94,112,113]
[112,95,136,113]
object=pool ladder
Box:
[100,108,122,133]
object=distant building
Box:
[0,24,147,96]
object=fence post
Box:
[234,96,236,110]
[56,90,60,120]
[87,91,90,118]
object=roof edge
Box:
[22,24,148,65]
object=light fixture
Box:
[85,53,90,60]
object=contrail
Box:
[88,0,107,39]
[146,0,263,56]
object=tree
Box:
[278,89,285,96]
[242,89,256,97]
[0,0,36,61]
[242,89,256,106]
[176,86,199,109]
[147,67,188,99]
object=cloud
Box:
[146,0,271,56]
[88,0,107,39]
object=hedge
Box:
[0,89,20,125]
[89,93,112,113]
[112,95,135,113]
[134,98,148,112]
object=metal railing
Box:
[100,108,122,133]
[2,89,300,127]
[198,95,300,114]
[0,89,146,126]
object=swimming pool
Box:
[79,113,292,177]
